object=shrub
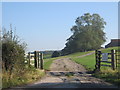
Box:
[2,26,27,79]
[51,51,60,58]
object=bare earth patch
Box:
[50,58,87,72]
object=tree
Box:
[51,51,60,58]
[61,13,106,55]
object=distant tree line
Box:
[41,51,54,55]
[61,13,106,55]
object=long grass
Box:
[93,68,120,85]
[2,66,45,88]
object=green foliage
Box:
[51,51,60,58]
[2,26,27,78]
[2,66,45,88]
[62,13,106,55]
[93,69,120,85]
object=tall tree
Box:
[62,13,106,55]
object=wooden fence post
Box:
[98,51,101,71]
[38,52,40,68]
[34,51,37,68]
[95,50,101,71]
[37,51,39,68]
[40,53,44,69]
[111,49,115,70]
[115,50,118,69]
[28,52,31,67]
[95,50,98,71]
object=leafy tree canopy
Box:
[61,13,106,55]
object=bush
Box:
[51,51,60,58]
[2,26,27,79]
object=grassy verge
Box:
[93,68,120,86]
[44,57,59,70]
[44,55,67,70]
[44,58,55,70]
[2,66,45,88]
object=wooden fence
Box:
[28,51,44,69]
[95,49,120,71]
